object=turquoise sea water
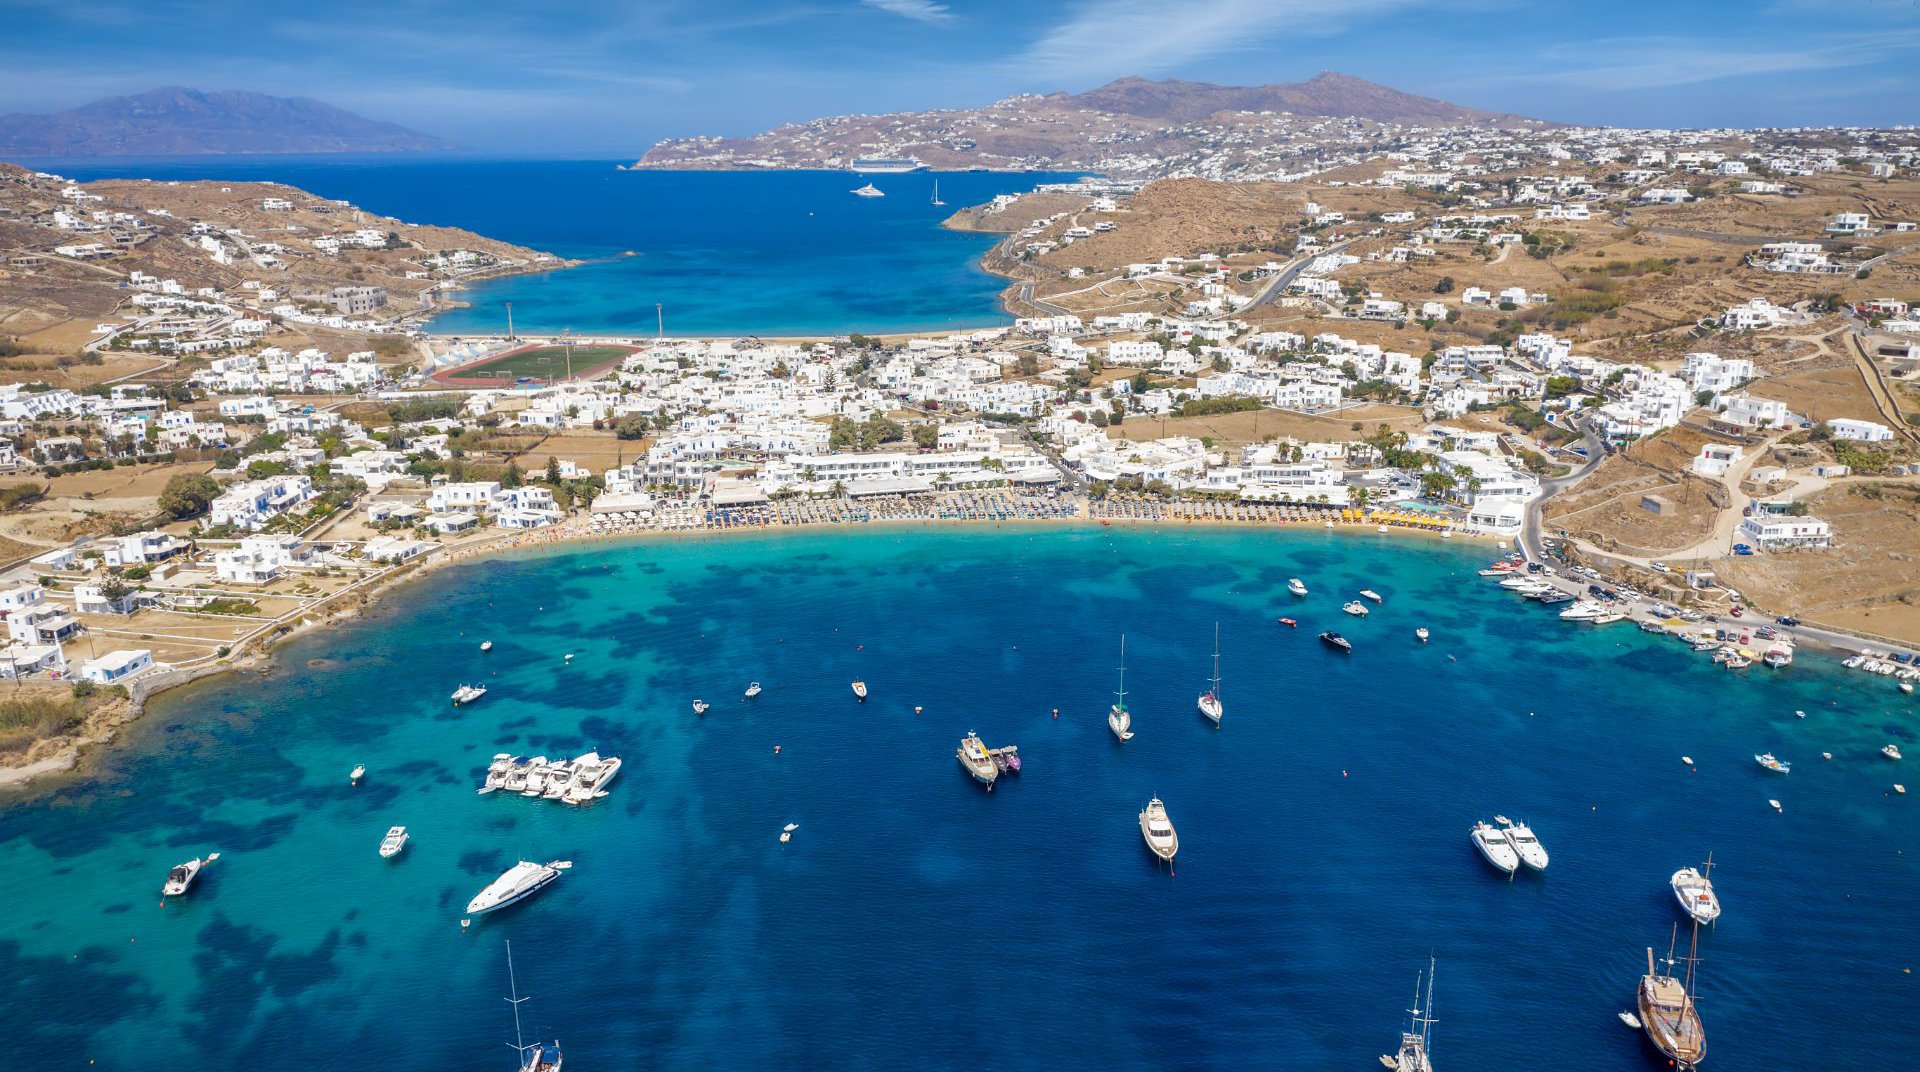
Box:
[35,157,1075,337]
[3,526,1915,1069]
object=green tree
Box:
[503,460,523,488]
[545,456,562,484]
[1015,354,1040,376]
[1420,471,1457,498]
[158,473,221,519]
[911,424,939,449]
[1434,276,1455,294]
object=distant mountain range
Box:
[0,87,456,157]
[634,72,1546,177]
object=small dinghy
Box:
[1618,1011,1642,1029]
[744,682,762,700]
[692,699,710,715]
[480,640,493,652]
[1415,627,1429,642]
[780,822,798,844]
[349,764,366,785]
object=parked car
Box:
[1650,562,1670,573]
[1776,615,1801,627]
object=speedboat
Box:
[465,860,570,916]
[780,822,798,844]
[957,733,999,787]
[479,640,493,652]
[162,853,219,896]
[1471,821,1520,875]
[1139,797,1178,863]
[1276,617,1297,628]
[1359,589,1383,603]
[1319,631,1352,652]
[561,752,621,804]
[1343,600,1370,617]
[1415,627,1429,642]
[379,826,409,859]
[851,681,868,701]
[452,684,487,706]
[350,764,365,785]
[1287,578,1308,597]
[1671,862,1720,924]
[504,756,545,793]
[1755,752,1791,774]
[1501,819,1549,871]
[744,682,762,700]
[692,699,710,715]
[1884,744,1904,761]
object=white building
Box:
[1828,418,1893,442]
[77,648,153,685]
[210,475,316,530]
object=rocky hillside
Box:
[1060,72,1533,126]
[0,87,456,157]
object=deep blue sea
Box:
[3,526,1915,1070]
[33,155,1074,337]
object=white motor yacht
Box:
[162,853,219,896]
[1471,821,1520,875]
[1360,589,1383,603]
[466,860,570,916]
[1884,744,1904,761]
[744,682,762,700]
[1559,601,1609,621]
[1139,797,1178,863]
[851,182,884,198]
[1500,819,1549,870]
[452,684,487,706]
[562,752,621,804]
[1671,859,1721,924]
[957,733,999,787]
[350,764,366,785]
[379,826,409,859]
[1287,578,1309,597]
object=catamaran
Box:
[957,732,999,787]
[1197,622,1223,726]
[1108,635,1133,742]
[1379,956,1437,1072]
[1637,926,1707,1070]
[466,860,571,916]
[1671,854,1721,925]
[501,941,564,1072]
[1139,797,1178,864]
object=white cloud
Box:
[860,0,954,23]
[1012,0,1418,85]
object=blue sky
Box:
[3,0,1918,154]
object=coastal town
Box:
[1,116,1918,779]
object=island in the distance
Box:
[0,87,458,157]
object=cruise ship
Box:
[956,732,999,787]
[849,157,924,173]
[1380,957,1437,1072]
[466,860,570,916]
[1671,856,1721,924]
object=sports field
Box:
[436,344,637,384]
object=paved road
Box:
[1519,414,1606,561]
[1246,239,1353,312]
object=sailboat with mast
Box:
[502,941,564,1072]
[1637,923,1707,1070]
[930,180,946,207]
[1108,635,1133,742]
[1379,956,1436,1072]
[1197,622,1223,725]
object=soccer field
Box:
[440,344,635,382]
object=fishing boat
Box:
[1470,820,1520,875]
[1197,622,1223,726]
[349,764,366,785]
[1671,854,1720,924]
[161,853,219,896]
[1637,927,1707,1070]
[466,860,571,916]
[1754,752,1791,774]
[1379,956,1436,1072]
[1344,600,1370,617]
[379,825,409,859]
[691,699,710,715]
[780,822,798,843]
[501,941,564,1072]
[957,732,999,787]
[744,682,762,700]
[851,681,868,701]
[480,640,493,652]
[1884,744,1904,760]
[1499,817,1549,871]
[851,182,884,198]
[1415,627,1429,642]
[452,683,487,706]
[1108,636,1134,742]
[1287,578,1309,597]
[929,180,945,207]
[1138,797,1178,864]
[1319,631,1352,653]
[1360,589,1384,603]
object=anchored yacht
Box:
[1108,635,1134,741]
[1500,818,1549,871]
[851,182,884,198]
[162,853,218,896]
[743,682,762,700]
[1638,929,1707,1070]
[957,732,999,787]
[1380,956,1437,1072]
[1287,578,1309,597]
[1671,856,1721,925]
[1197,622,1223,725]
[1344,600,1370,617]
[379,826,409,859]
[851,680,868,701]
[1138,797,1178,864]
[501,941,564,1072]
[1471,821,1520,875]
[1755,752,1791,774]
[452,684,487,706]
[466,860,571,916]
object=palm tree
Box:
[830,480,847,499]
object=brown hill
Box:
[1061,72,1540,126]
